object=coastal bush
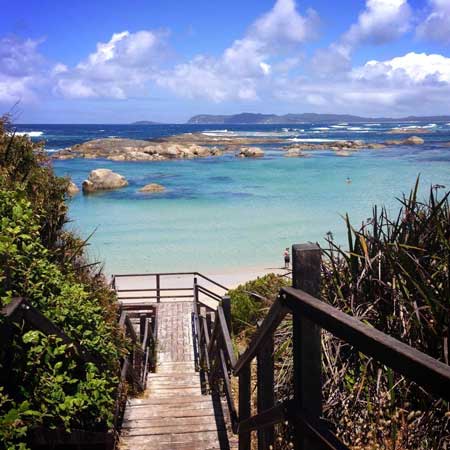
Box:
[318,181,450,449]
[229,273,289,336]
[232,181,450,449]
[0,117,126,449]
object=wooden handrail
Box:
[1,297,100,365]
[282,285,450,401]
[233,300,289,374]
[199,242,450,450]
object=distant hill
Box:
[131,120,161,125]
[187,113,450,124]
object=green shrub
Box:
[0,118,126,449]
[229,273,289,336]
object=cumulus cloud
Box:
[352,52,450,84]
[312,0,411,76]
[417,0,450,44]
[0,36,46,104]
[281,52,450,116]
[156,0,319,102]
[250,0,319,47]
[343,0,411,48]
[55,30,168,99]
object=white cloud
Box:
[312,0,411,76]
[417,0,450,44]
[352,52,450,84]
[55,30,168,99]
[280,52,450,116]
[343,0,411,48]
[0,36,46,104]
[156,0,318,102]
[250,0,319,46]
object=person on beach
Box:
[284,248,290,270]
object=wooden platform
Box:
[120,302,233,450]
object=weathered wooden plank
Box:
[122,422,225,435]
[234,300,289,374]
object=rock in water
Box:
[67,181,80,196]
[285,149,306,158]
[403,136,424,145]
[82,169,128,194]
[139,183,165,193]
[237,147,265,158]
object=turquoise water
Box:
[17,123,450,275]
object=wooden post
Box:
[194,276,198,305]
[156,274,161,303]
[193,276,200,371]
[239,364,251,450]
[292,243,322,450]
[139,314,146,344]
[222,295,232,332]
[257,336,274,450]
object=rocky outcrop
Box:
[82,169,128,194]
[403,136,425,145]
[67,181,79,196]
[139,183,165,193]
[285,148,306,158]
[286,140,385,153]
[384,136,425,146]
[388,127,432,134]
[237,147,265,158]
[335,150,351,157]
[53,138,221,162]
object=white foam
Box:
[15,131,44,137]
[331,125,347,129]
[201,131,235,137]
[313,127,330,131]
[347,126,369,131]
[288,138,344,142]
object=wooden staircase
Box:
[116,279,235,450]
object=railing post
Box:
[238,364,251,450]
[257,336,274,450]
[292,243,322,450]
[222,295,231,332]
[139,314,146,344]
[156,274,161,303]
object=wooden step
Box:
[124,405,218,421]
[128,395,212,407]
[120,430,224,447]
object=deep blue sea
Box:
[15,121,450,275]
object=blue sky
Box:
[1,0,449,123]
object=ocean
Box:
[15,122,450,276]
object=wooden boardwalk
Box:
[120,301,233,450]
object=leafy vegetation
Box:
[0,117,126,449]
[229,273,289,337]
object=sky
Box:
[0,0,449,123]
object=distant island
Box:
[187,112,450,124]
[131,120,161,125]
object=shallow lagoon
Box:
[49,132,450,274]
